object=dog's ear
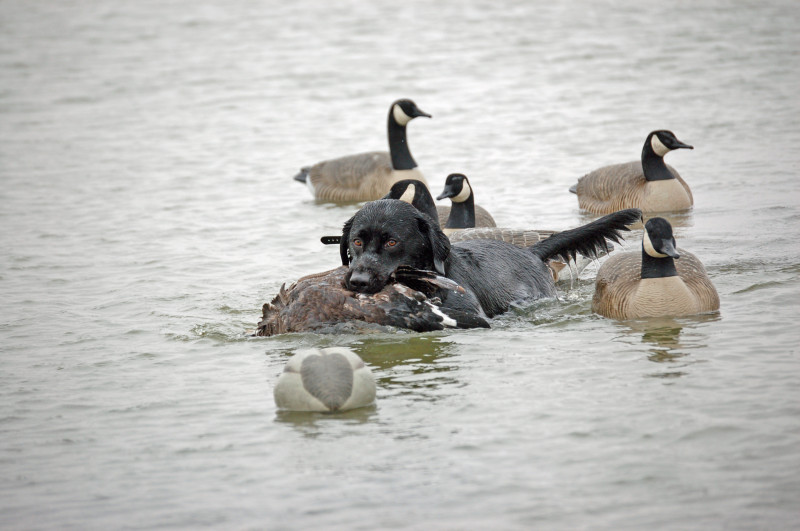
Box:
[417,214,450,275]
[340,215,355,265]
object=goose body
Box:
[592,217,719,319]
[256,266,489,337]
[273,348,376,412]
[293,99,431,203]
[571,130,694,214]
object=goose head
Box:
[386,179,425,204]
[383,179,439,223]
[643,217,680,259]
[646,130,694,158]
[436,173,472,203]
[391,99,432,126]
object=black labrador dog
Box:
[340,199,641,318]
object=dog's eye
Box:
[385,239,398,248]
[353,238,362,247]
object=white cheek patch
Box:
[643,230,669,258]
[399,184,415,204]
[451,181,472,203]
[393,104,412,126]
[651,134,670,157]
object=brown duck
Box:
[256,266,489,336]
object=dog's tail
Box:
[530,208,642,263]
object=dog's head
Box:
[340,199,450,294]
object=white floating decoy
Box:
[273,348,376,412]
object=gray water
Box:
[2,0,799,529]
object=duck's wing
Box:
[256,268,349,336]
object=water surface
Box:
[1,0,799,528]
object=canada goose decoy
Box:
[436,173,497,231]
[570,130,695,214]
[273,348,376,412]
[293,99,431,203]
[592,217,719,319]
[256,266,490,337]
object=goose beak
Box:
[415,109,432,119]
[674,140,694,150]
[436,179,459,201]
[659,238,680,259]
[436,184,456,201]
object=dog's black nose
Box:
[348,270,372,292]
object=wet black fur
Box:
[340,199,641,318]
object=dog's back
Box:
[446,239,557,317]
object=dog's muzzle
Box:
[345,256,389,294]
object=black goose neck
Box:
[641,247,679,279]
[388,114,417,170]
[641,140,674,182]
[444,194,475,229]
